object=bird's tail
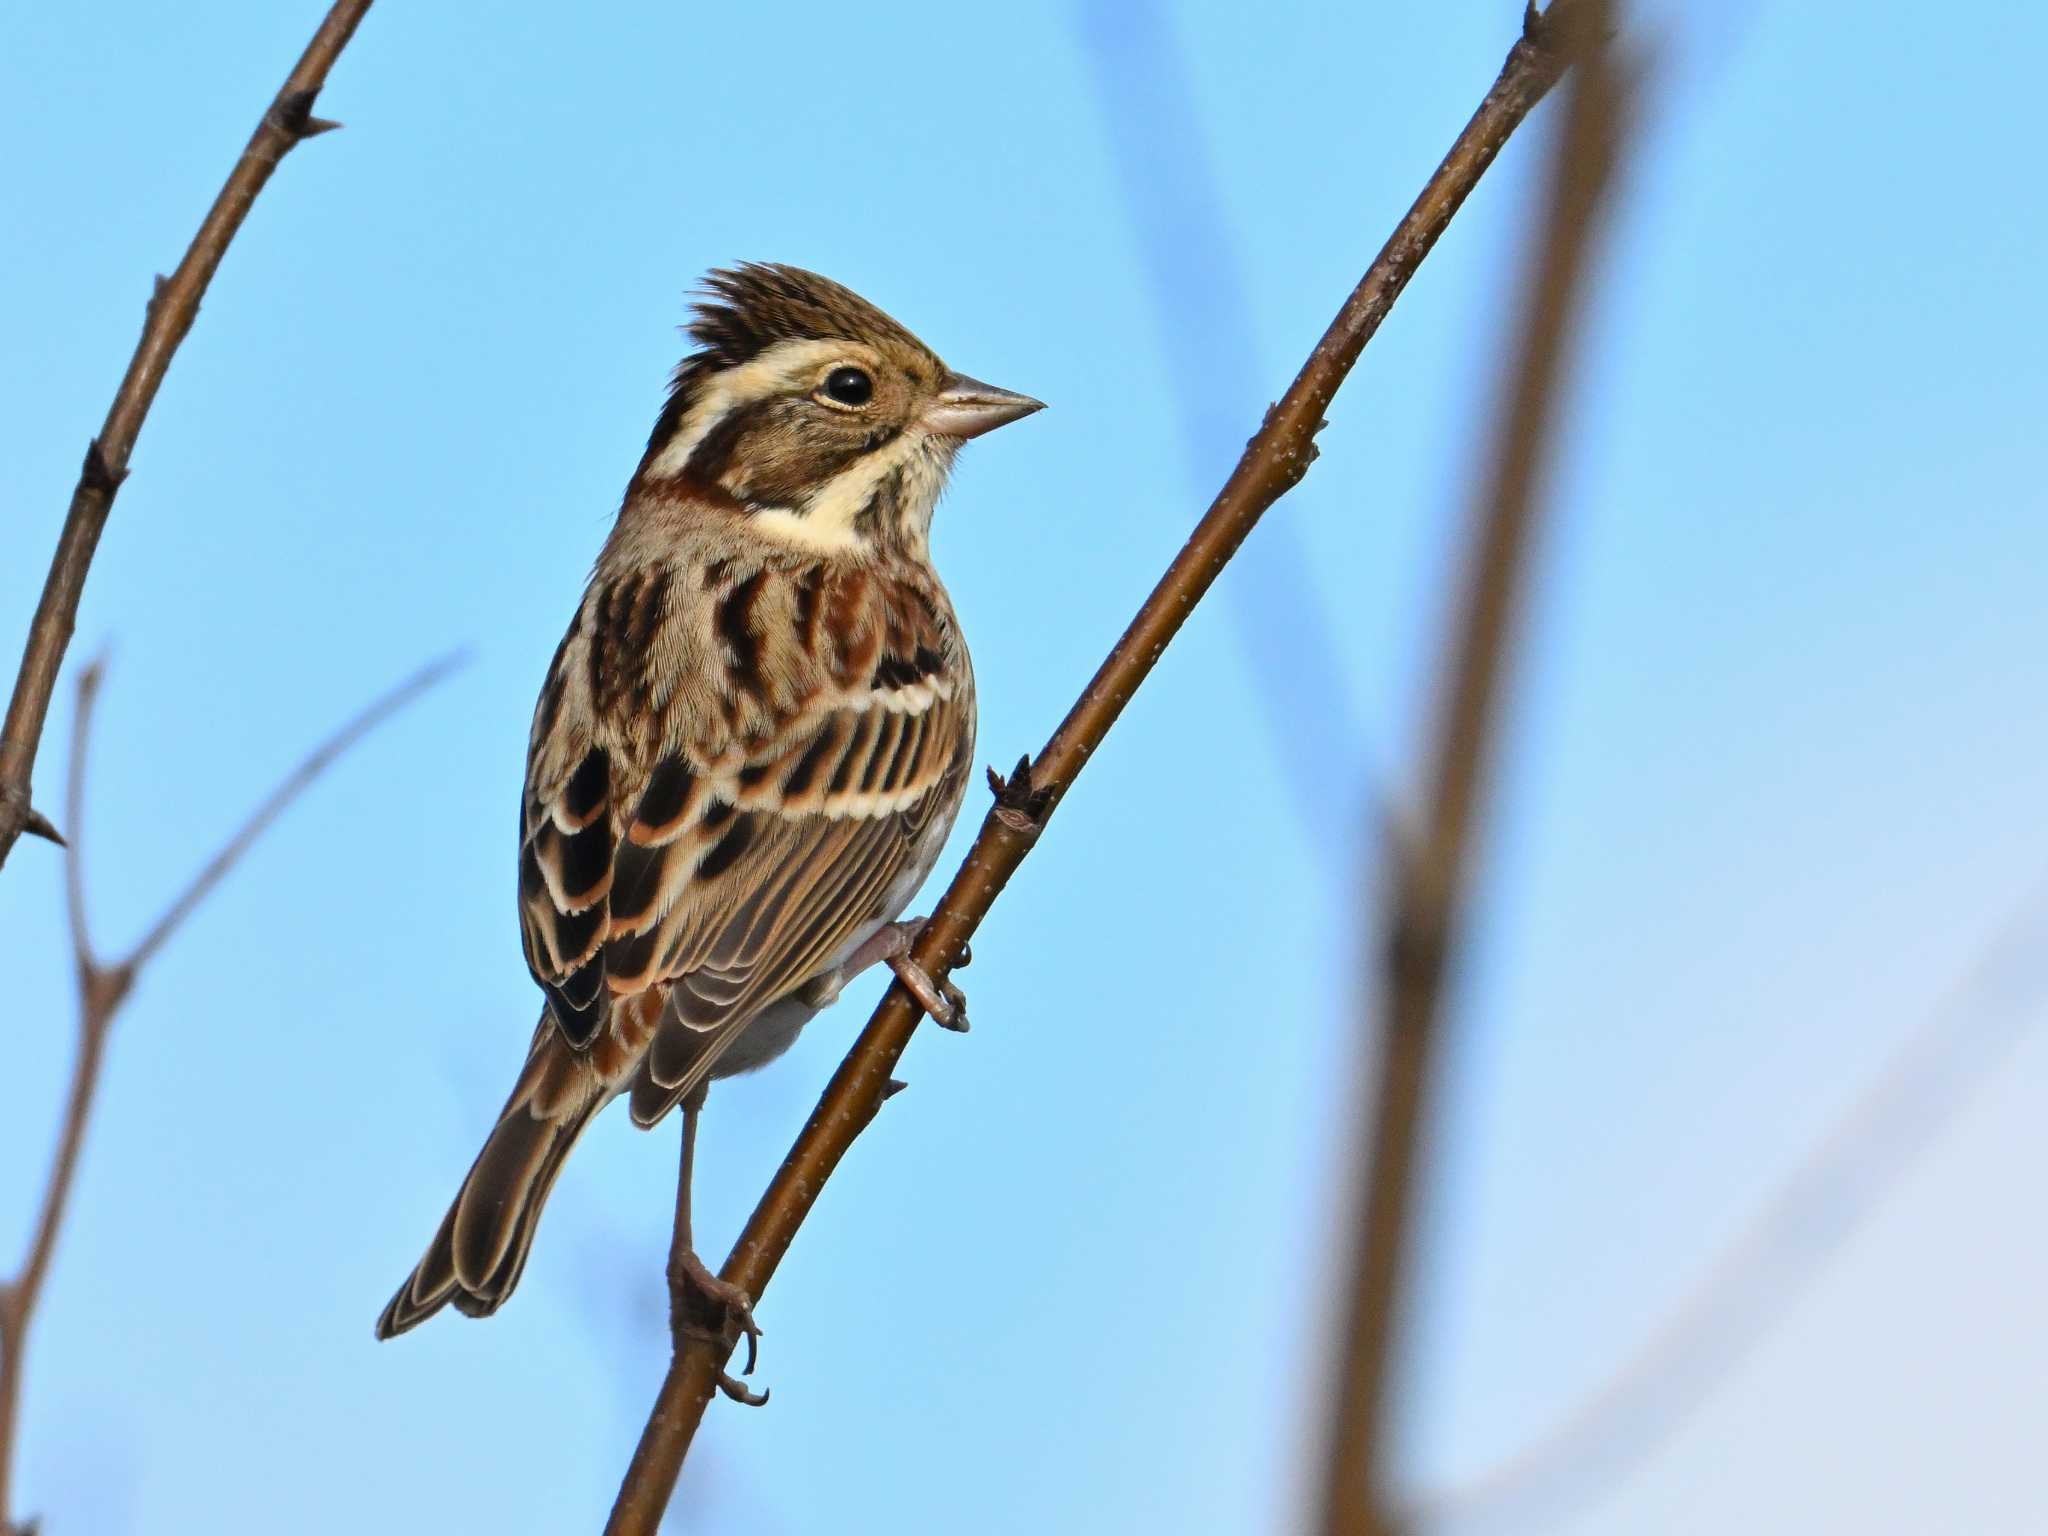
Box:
[375,1015,608,1339]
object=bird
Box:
[375,263,1042,1394]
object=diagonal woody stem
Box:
[0,0,375,872]
[1317,4,1629,1531]
[603,5,1601,1530]
[0,653,454,1533]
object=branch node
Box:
[987,753,1054,836]
[269,87,341,142]
[0,0,372,878]
[2,785,65,847]
[79,438,127,498]
[77,962,134,1024]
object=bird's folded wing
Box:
[517,559,969,1096]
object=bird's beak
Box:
[920,372,1046,440]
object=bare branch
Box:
[0,0,376,871]
[1074,0,1372,853]
[601,6,1601,1530]
[1314,8,1630,1534]
[0,653,454,1533]
[61,660,106,975]
[127,651,466,972]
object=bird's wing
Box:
[517,555,972,1090]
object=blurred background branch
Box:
[1410,867,2048,1534]
[1073,0,1371,854]
[1314,4,1628,1532]
[1,0,2039,1528]
[0,0,373,872]
[602,7,1600,1530]
[0,652,456,1536]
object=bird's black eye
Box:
[822,366,873,407]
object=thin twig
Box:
[1074,0,1371,852]
[127,653,464,972]
[0,0,375,871]
[601,7,1598,1530]
[1407,867,2048,1535]
[0,652,455,1534]
[1314,9,1627,1534]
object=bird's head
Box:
[635,263,1042,559]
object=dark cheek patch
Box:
[750,428,872,506]
[699,395,906,512]
[680,399,768,486]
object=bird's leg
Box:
[668,1086,767,1407]
[832,916,970,1031]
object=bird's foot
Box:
[829,916,970,1030]
[888,951,969,1031]
[870,916,969,1031]
[673,1247,768,1407]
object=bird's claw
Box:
[713,1370,770,1408]
[887,953,969,1031]
[674,1248,768,1405]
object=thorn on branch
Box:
[79,438,127,498]
[882,1077,909,1100]
[269,87,342,142]
[20,805,64,847]
[0,784,44,837]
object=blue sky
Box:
[4,2,2046,1532]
